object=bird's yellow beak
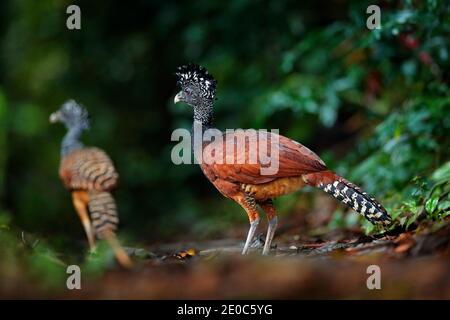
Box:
[174,91,184,104]
[49,111,61,123]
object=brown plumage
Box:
[59,147,119,192]
[201,131,390,223]
[174,64,392,255]
[51,101,132,268]
[59,147,120,238]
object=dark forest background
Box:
[0,0,449,291]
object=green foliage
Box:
[260,0,449,233]
[0,89,7,202]
[0,210,129,288]
[0,211,67,290]
[82,241,119,278]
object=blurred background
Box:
[0,0,449,296]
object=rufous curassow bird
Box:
[174,64,392,255]
[50,100,132,268]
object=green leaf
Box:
[425,195,439,215]
[438,200,450,214]
[406,214,418,229]
[432,161,450,181]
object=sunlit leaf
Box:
[425,195,439,215]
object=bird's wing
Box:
[59,147,119,191]
[201,130,327,185]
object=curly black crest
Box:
[175,64,217,100]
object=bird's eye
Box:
[184,88,193,95]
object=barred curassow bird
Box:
[173,64,392,255]
[50,100,132,268]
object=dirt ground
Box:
[2,217,450,299]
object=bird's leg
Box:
[260,199,278,255]
[72,191,96,252]
[236,194,260,255]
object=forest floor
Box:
[2,216,450,299]
[64,217,450,298]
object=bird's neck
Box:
[193,101,214,129]
[61,125,84,157]
[191,102,216,161]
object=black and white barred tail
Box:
[307,171,392,226]
[88,191,119,238]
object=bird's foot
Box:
[251,234,277,251]
[250,233,265,249]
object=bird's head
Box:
[174,64,217,108]
[49,100,90,130]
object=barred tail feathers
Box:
[304,171,392,226]
[88,191,132,268]
[88,191,119,237]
